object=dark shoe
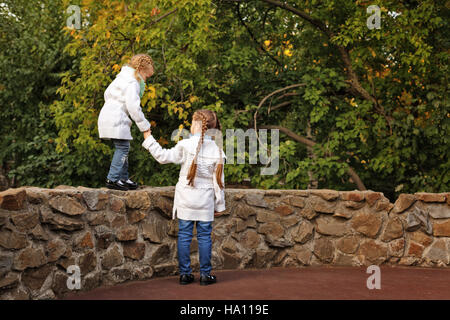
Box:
[123,179,138,190]
[179,274,194,285]
[105,179,129,191]
[200,274,217,286]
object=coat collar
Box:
[190,132,212,140]
[117,65,137,81]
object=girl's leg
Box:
[177,219,194,275]
[118,140,130,181]
[107,139,130,182]
[196,220,213,276]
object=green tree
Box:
[0,0,71,187]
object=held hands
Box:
[214,210,225,217]
[143,128,151,140]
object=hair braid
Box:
[187,111,207,187]
[186,109,224,189]
[214,113,224,189]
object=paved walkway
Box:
[64,266,450,300]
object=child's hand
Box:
[214,210,225,217]
[143,129,151,140]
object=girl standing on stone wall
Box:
[142,109,226,285]
[98,54,154,191]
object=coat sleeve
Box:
[213,161,226,212]
[124,82,151,132]
[142,135,184,165]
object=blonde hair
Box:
[187,109,225,189]
[128,54,154,80]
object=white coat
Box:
[98,65,151,140]
[142,133,226,222]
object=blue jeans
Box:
[178,219,213,276]
[107,139,130,182]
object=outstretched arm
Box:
[142,131,184,164]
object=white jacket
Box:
[142,133,226,222]
[98,65,151,140]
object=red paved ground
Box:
[63,266,450,300]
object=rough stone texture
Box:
[351,211,383,238]
[313,238,335,263]
[127,209,147,224]
[381,217,404,242]
[424,239,449,264]
[392,194,416,214]
[49,196,86,216]
[410,230,433,247]
[340,191,365,202]
[21,264,53,290]
[142,217,167,244]
[13,247,47,271]
[426,203,450,219]
[0,186,448,300]
[0,273,20,290]
[123,242,146,260]
[116,226,138,241]
[79,251,97,275]
[235,203,257,220]
[11,210,39,232]
[388,238,405,258]
[293,220,314,244]
[101,245,123,270]
[316,215,350,236]
[0,228,28,249]
[47,239,67,262]
[364,191,383,206]
[0,188,27,210]
[310,189,339,201]
[110,196,126,214]
[82,191,108,211]
[414,193,446,203]
[433,220,450,237]
[336,235,360,254]
[357,240,388,265]
[126,191,151,210]
[75,232,95,250]
[95,225,115,250]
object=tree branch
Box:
[259,124,367,191]
[235,3,282,67]
[259,0,393,133]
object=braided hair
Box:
[187,109,224,189]
[129,54,154,80]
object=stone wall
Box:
[0,186,449,299]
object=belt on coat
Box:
[177,175,214,188]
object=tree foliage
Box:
[1,0,448,201]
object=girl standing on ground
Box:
[98,54,154,191]
[142,109,226,285]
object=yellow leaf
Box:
[284,49,293,57]
[147,85,156,99]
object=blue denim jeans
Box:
[178,219,213,276]
[107,139,130,182]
